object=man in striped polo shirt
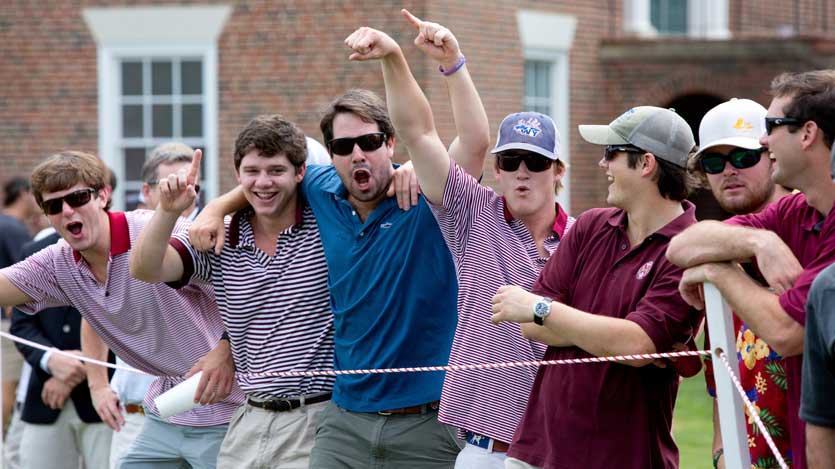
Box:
[345,18,571,468]
[130,115,335,468]
[0,151,242,469]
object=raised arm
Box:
[130,149,202,283]
[667,220,802,294]
[345,26,450,204]
[402,10,490,179]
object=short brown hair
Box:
[31,151,111,210]
[234,115,307,171]
[141,142,195,183]
[771,70,835,148]
[320,89,395,147]
[627,151,691,201]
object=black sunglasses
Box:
[764,117,804,135]
[495,152,554,172]
[700,148,765,175]
[41,188,97,215]
[327,132,387,156]
[603,145,645,161]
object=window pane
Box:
[651,0,688,34]
[182,104,203,137]
[524,61,536,98]
[122,105,143,138]
[124,147,146,180]
[181,60,203,95]
[152,61,172,95]
[121,61,143,96]
[152,104,173,137]
[536,63,551,98]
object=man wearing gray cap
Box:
[491,106,701,469]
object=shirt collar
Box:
[606,200,697,239]
[501,197,569,240]
[228,198,305,247]
[72,211,130,263]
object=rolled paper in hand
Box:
[154,372,203,419]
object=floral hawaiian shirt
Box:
[704,316,792,468]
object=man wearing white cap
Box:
[491,106,701,468]
[688,98,792,468]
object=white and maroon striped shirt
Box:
[1,210,243,426]
[430,162,574,444]
[170,204,334,399]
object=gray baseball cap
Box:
[578,106,695,168]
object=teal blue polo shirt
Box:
[302,165,457,412]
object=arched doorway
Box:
[666,93,729,221]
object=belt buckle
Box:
[465,431,491,450]
[377,410,393,416]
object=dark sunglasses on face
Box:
[41,188,97,215]
[764,116,804,135]
[495,152,554,172]
[327,132,387,156]
[603,145,645,161]
[700,148,765,174]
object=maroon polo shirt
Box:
[507,202,699,469]
[726,191,835,469]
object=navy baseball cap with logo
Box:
[492,112,560,160]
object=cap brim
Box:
[578,125,629,146]
[491,142,557,160]
[694,137,763,158]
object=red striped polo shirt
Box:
[2,210,243,426]
[430,161,573,444]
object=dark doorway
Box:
[666,93,730,221]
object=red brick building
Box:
[2,0,835,216]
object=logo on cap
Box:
[636,261,654,280]
[615,108,637,125]
[514,118,542,138]
[732,118,753,131]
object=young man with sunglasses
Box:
[0,151,243,469]
[668,70,835,469]
[189,94,460,465]
[490,106,701,469]
[343,15,571,468]
[687,98,793,468]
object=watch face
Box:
[535,301,550,316]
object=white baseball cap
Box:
[694,98,766,158]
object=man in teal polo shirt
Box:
[191,93,461,467]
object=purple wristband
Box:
[439,55,466,77]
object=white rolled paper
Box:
[154,371,203,419]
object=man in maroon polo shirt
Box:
[491,106,701,468]
[667,70,835,469]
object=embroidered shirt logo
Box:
[514,118,542,138]
[636,261,654,280]
[380,222,393,229]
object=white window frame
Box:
[82,6,230,210]
[517,11,576,214]
[623,0,730,39]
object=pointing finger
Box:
[401,9,422,29]
[188,149,202,183]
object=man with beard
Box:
[688,98,792,468]
[668,70,835,469]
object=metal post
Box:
[703,282,749,468]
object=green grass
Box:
[673,368,715,468]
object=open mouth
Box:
[253,191,277,202]
[352,169,371,191]
[66,222,83,237]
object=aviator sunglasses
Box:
[496,152,554,172]
[327,132,387,156]
[700,148,764,175]
[41,188,97,215]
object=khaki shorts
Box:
[1,320,23,381]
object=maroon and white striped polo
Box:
[430,161,574,444]
[169,204,335,399]
[2,210,243,426]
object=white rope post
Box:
[703,282,749,468]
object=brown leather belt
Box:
[124,404,144,415]
[247,392,332,412]
[377,400,440,416]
